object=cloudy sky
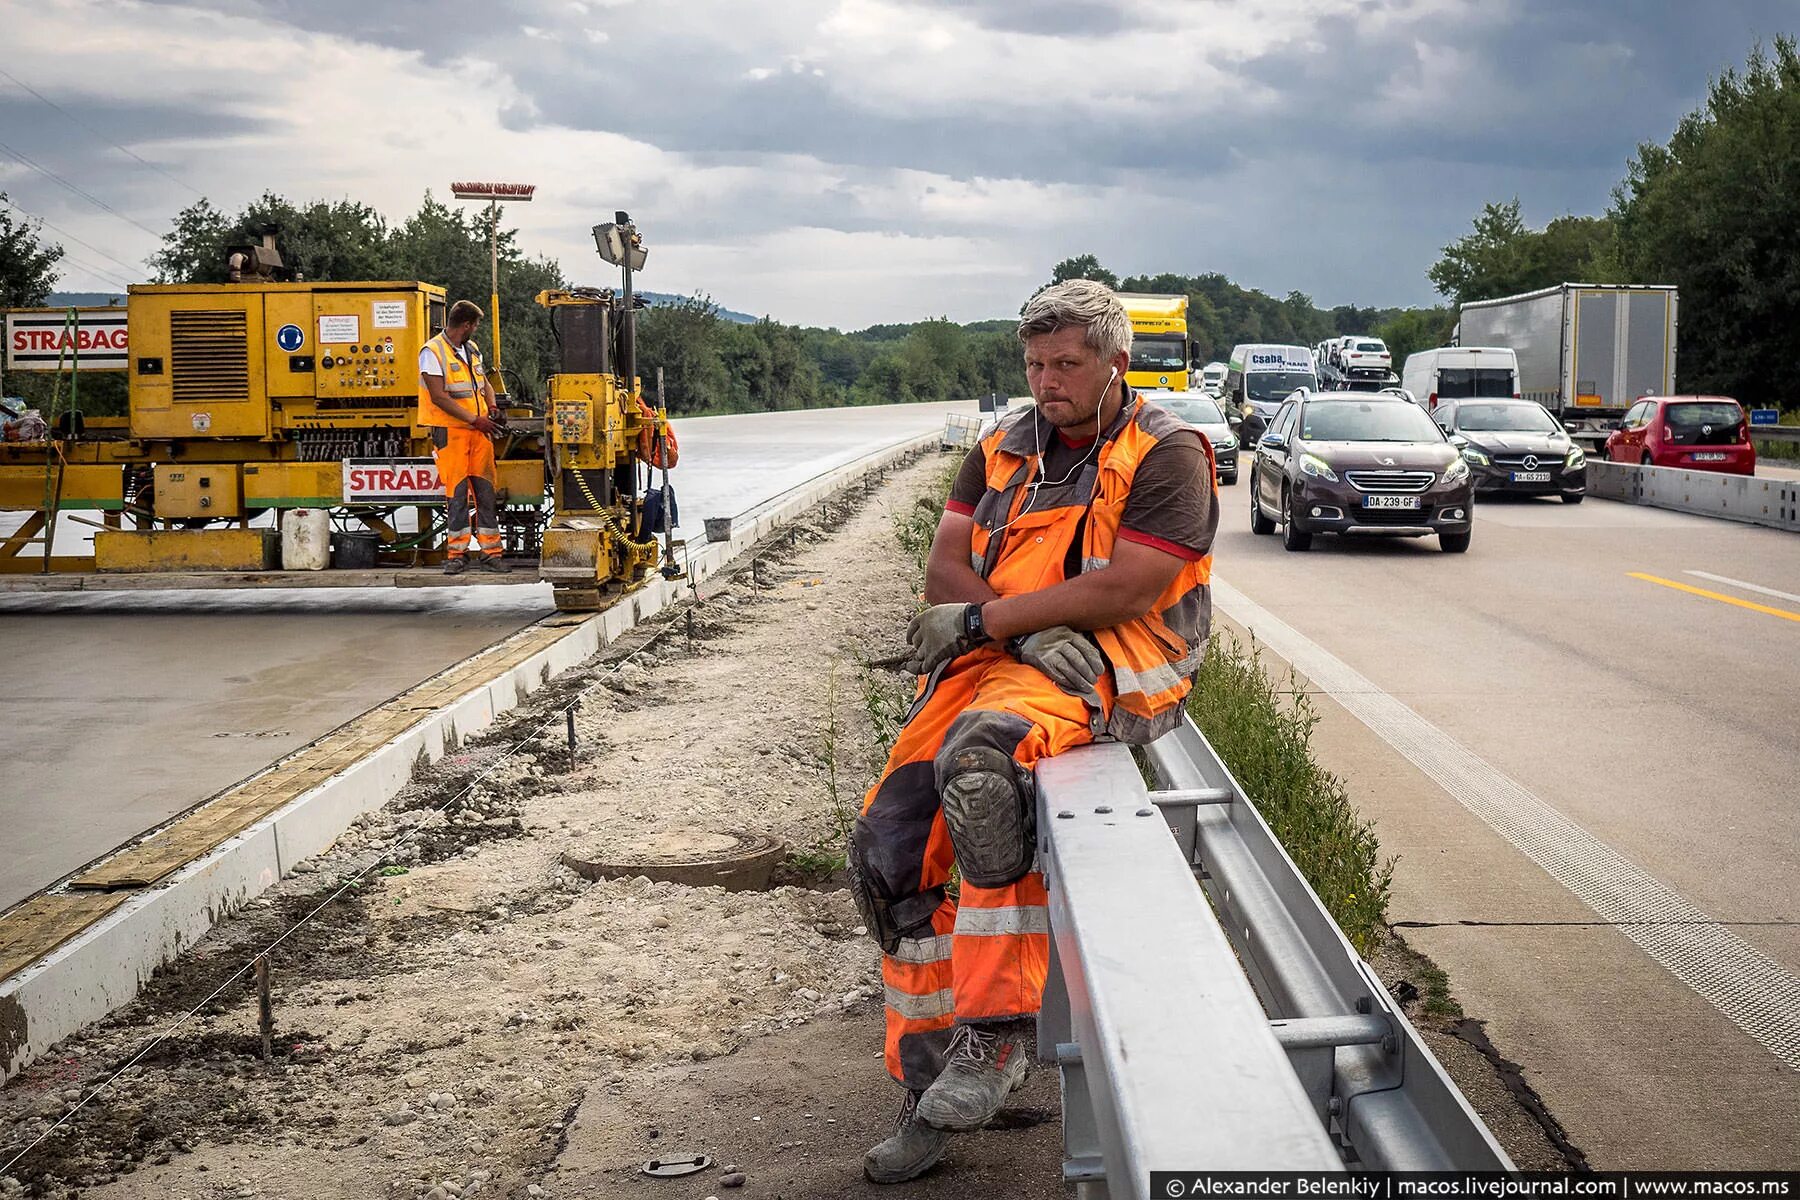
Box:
[0,0,1793,327]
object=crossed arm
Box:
[422,372,499,433]
[922,511,1187,642]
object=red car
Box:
[1606,396,1757,475]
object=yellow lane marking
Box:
[1629,572,1800,624]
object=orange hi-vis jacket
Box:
[416,333,491,429]
[967,393,1216,743]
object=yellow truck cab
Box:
[1118,293,1190,391]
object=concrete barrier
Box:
[1585,460,1800,532]
[1,432,938,1081]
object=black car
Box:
[1143,390,1239,484]
[1433,399,1586,503]
[1249,391,1474,553]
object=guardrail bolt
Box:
[1056,810,1074,819]
[1093,805,1112,814]
[1381,1034,1398,1055]
[1355,996,1371,1014]
[1135,808,1154,817]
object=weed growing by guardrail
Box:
[1187,632,1394,954]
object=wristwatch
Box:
[962,603,993,646]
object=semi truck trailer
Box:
[1456,283,1677,424]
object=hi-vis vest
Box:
[968,393,1216,743]
[416,333,489,428]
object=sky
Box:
[0,0,1793,328]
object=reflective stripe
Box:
[1112,657,1190,698]
[445,382,476,398]
[953,905,1050,936]
[970,552,983,572]
[890,933,954,965]
[884,985,956,1021]
[1082,555,1110,573]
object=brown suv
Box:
[1249,390,1475,552]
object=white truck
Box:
[1456,283,1677,424]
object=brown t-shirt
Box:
[945,412,1217,561]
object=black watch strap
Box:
[963,603,993,645]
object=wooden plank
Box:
[0,892,131,980]
[0,567,542,593]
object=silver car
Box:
[1141,390,1240,485]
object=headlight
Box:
[1299,453,1338,482]
[1460,446,1490,466]
[1218,433,1239,451]
[1566,446,1586,467]
[1443,457,1471,485]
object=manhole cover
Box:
[561,827,787,892]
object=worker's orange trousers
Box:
[433,427,503,560]
[857,646,1108,1089]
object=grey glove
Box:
[1015,626,1106,698]
[906,603,982,675]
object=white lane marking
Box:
[1212,577,1800,1072]
[1685,570,1800,607]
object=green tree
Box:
[638,293,732,413]
[1375,307,1457,371]
[1611,37,1800,408]
[0,194,64,307]
[1430,199,1618,305]
[1047,253,1119,289]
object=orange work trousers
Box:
[433,426,503,560]
[855,646,1109,1089]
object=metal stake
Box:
[566,702,579,767]
[686,608,695,649]
[254,954,273,1063]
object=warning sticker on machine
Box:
[371,301,408,328]
[318,315,360,344]
[343,458,443,503]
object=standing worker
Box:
[850,280,1219,1184]
[418,299,510,574]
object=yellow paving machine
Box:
[0,214,675,611]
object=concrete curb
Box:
[1,432,938,1081]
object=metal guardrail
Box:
[1749,425,1800,444]
[1035,716,1510,1196]
[1584,460,1800,532]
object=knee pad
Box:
[846,820,944,955]
[937,745,1035,888]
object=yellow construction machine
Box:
[0,213,675,611]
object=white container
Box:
[281,509,331,570]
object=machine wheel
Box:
[1561,492,1585,505]
[1250,475,1276,535]
[1281,487,1312,552]
[1440,530,1472,553]
[553,586,603,612]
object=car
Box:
[1338,336,1392,376]
[1248,391,1474,552]
[1143,390,1239,485]
[1434,398,1586,503]
[1605,396,1756,475]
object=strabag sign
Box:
[4,308,130,371]
[343,458,444,504]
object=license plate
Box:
[1693,452,1728,462]
[1363,495,1421,510]
[1510,471,1550,483]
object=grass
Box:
[1186,631,1394,954]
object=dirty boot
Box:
[864,1089,949,1184]
[915,1022,1029,1132]
[473,554,512,574]
[442,556,468,576]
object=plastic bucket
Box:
[331,531,380,570]
[281,509,331,571]
[704,517,732,543]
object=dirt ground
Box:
[1,451,1565,1199]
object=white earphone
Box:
[988,365,1121,542]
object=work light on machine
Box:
[592,213,648,270]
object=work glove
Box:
[905,603,981,676]
[1015,626,1106,699]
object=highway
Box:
[1212,487,1800,1166]
[0,402,974,912]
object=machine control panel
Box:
[552,397,593,444]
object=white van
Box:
[1225,343,1318,418]
[1399,346,1520,412]
[1197,361,1228,394]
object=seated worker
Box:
[849,280,1220,1184]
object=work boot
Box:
[915,1022,1030,1132]
[863,1089,949,1184]
[442,556,468,576]
[473,554,512,574]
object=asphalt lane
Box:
[0,401,974,912]
[1212,484,1800,1165]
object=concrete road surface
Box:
[0,401,973,912]
[1213,487,1800,1166]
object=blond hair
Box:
[1017,280,1132,360]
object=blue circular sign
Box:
[276,323,305,352]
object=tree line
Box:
[3,36,1794,414]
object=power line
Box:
[0,135,162,238]
[53,250,135,293]
[0,67,203,198]
[0,194,144,279]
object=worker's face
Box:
[448,319,479,345]
[1024,326,1126,429]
